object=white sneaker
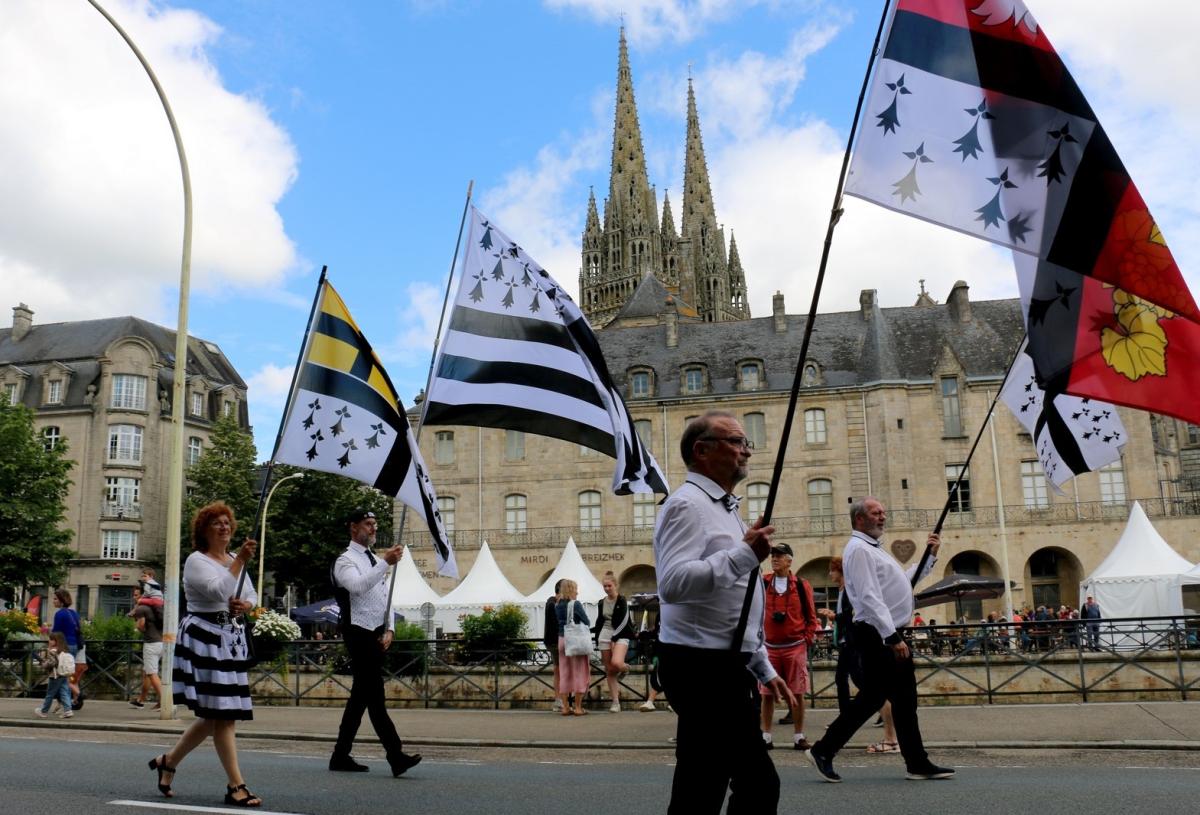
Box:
[609,702,621,713]
[60,711,73,719]
[639,700,656,712]
[33,707,47,718]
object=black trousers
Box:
[334,625,403,760]
[658,643,779,815]
[813,624,929,772]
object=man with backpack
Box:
[760,543,821,751]
[129,585,165,709]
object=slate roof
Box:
[597,293,1025,398]
[0,315,245,410]
[610,274,697,323]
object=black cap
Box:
[770,543,793,557]
[346,508,377,524]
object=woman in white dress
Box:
[148,501,262,808]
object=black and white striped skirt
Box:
[172,614,254,720]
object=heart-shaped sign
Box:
[891,539,916,563]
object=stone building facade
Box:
[0,304,248,619]
[406,32,1200,623]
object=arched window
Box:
[804,408,826,444]
[739,361,763,390]
[578,490,602,530]
[630,371,651,398]
[437,496,456,535]
[808,479,834,533]
[682,366,706,394]
[505,494,527,532]
[746,482,769,521]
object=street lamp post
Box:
[258,472,304,601]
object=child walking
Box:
[35,632,76,719]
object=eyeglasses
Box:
[700,435,754,450]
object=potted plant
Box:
[249,608,301,663]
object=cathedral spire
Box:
[585,186,601,235]
[660,191,677,239]
[728,230,749,318]
[608,27,654,227]
[682,77,719,249]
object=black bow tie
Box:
[721,494,741,512]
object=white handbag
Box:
[563,601,593,657]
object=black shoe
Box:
[906,764,955,780]
[390,752,423,777]
[808,747,841,783]
[763,739,774,751]
[328,754,369,772]
[72,692,85,712]
[794,737,813,751]
[129,699,145,709]
[778,710,793,725]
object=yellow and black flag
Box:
[275,280,457,578]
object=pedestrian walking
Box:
[556,579,591,716]
[33,632,75,719]
[128,585,165,709]
[759,542,820,752]
[808,497,952,783]
[544,580,565,711]
[50,589,87,709]
[150,501,262,807]
[328,508,422,777]
[593,570,634,712]
[654,410,795,813]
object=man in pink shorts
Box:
[760,543,821,751]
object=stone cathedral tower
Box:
[580,30,751,328]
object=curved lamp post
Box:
[258,472,305,601]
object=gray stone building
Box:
[0,304,248,619]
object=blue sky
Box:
[3,1,1198,457]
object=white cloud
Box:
[0,0,300,323]
[246,362,295,405]
[381,281,445,363]
[545,0,747,45]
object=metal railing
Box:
[100,501,142,520]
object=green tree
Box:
[183,413,257,550]
[260,465,393,601]
[0,402,75,594]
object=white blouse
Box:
[183,550,259,612]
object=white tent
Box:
[421,541,528,634]
[522,537,605,638]
[390,549,441,630]
[1080,501,1200,618]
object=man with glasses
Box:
[654,410,796,814]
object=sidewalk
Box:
[4,697,1200,750]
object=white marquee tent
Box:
[1079,501,1200,618]
[523,537,606,638]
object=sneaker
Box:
[808,748,841,783]
[60,711,74,719]
[638,700,656,712]
[794,737,813,751]
[33,708,47,719]
[609,703,621,713]
[906,764,955,780]
[129,699,145,709]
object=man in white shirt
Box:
[808,497,954,783]
[654,410,796,814]
[329,508,422,777]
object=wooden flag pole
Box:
[381,181,474,626]
[233,267,328,601]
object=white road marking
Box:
[109,801,308,815]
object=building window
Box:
[505,494,527,532]
[190,391,204,417]
[633,419,652,449]
[504,430,525,461]
[437,496,456,535]
[740,362,761,390]
[946,463,971,512]
[744,412,766,450]
[435,431,455,465]
[42,426,61,451]
[3,382,17,404]
[803,363,819,386]
[1188,423,1200,445]
[223,400,234,418]
[633,492,656,529]
[578,490,601,529]
[105,477,140,514]
[804,408,827,444]
[941,376,962,436]
[187,436,203,466]
[1098,461,1126,505]
[683,367,705,394]
[107,424,143,463]
[630,371,651,398]
[1021,460,1049,509]
[111,374,147,410]
[102,530,138,560]
[47,379,63,404]
[808,478,834,533]
[1029,549,1061,608]
[746,482,769,521]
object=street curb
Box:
[3,718,1199,751]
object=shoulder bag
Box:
[563,602,593,657]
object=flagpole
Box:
[382,181,474,625]
[908,334,1027,589]
[233,266,328,600]
[759,0,893,526]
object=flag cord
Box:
[759,0,893,527]
[383,180,475,624]
[909,332,1027,588]
[234,267,328,601]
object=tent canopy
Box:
[522,537,607,605]
[437,541,526,607]
[391,548,441,606]
[1080,501,1199,617]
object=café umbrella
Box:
[913,574,1015,621]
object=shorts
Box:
[142,641,164,675]
[759,643,809,697]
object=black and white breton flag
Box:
[1000,338,1126,491]
[423,206,670,495]
[275,280,458,578]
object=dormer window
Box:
[628,367,654,399]
[190,391,204,417]
[738,359,764,391]
[802,362,822,387]
[682,365,707,395]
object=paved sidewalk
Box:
[3,697,1200,750]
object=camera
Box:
[772,611,787,623]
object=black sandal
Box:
[224,784,262,808]
[148,754,175,798]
